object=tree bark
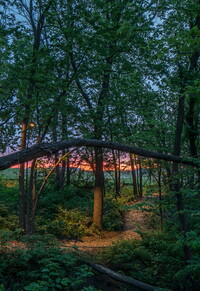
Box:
[186,96,198,158]
[130,153,138,198]
[117,151,121,195]
[87,262,172,291]
[19,123,28,229]
[25,159,37,234]
[60,112,69,188]
[112,150,120,197]
[1,138,199,171]
[158,166,163,231]
[31,151,72,223]
[172,92,192,262]
[53,113,61,189]
[66,152,71,186]
[93,147,104,229]
[18,0,53,233]
[138,156,143,198]
[26,118,52,234]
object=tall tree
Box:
[159,0,200,265]
[53,0,158,228]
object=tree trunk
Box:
[112,150,120,197]
[172,92,192,262]
[60,112,68,188]
[25,159,37,234]
[31,164,37,233]
[186,96,198,158]
[19,123,28,229]
[186,11,200,183]
[53,113,61,189]
[60,149,66,189]
[26,119,52,234]
[136,156,140,198]
[138,156,143,198]
[18,2,46,231]
[117,151,121,195]
[130,153,138,198]
[1,138,198,171]
[66,153,71,186]
[158,167,163,231]
[87,262,162,291]
[93,147,104,229]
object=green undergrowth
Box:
[102,197,125,231]
[0,183,126,240]
[36,197,125,239]
[0,234,102,291]
[97,231,200,290]
[0,181,19,232]
[36,207,91,240]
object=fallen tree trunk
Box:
[0,138,199,170]
[87,262,172,291]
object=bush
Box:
[99,231,188,290]
[38,186,94,220]
[40,207,91,240]
[0,204,18,231]
[38,187,125,234]
[103,198,124,231]
[0,181,18,211]
[99,239,153,283]
[0,234,96,290]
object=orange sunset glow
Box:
[11,160,141,171]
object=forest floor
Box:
[61,200,153,252]
[4,199,155,253]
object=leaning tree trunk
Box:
[26,116,52,234]
[1,139,198,171]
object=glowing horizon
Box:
[11,160,143,171]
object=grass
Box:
[0,168,19,180]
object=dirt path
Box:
[61,202,151,251]
[4,201,152,252]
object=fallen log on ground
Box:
[87,262,172,291]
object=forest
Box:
[0,0,200,290]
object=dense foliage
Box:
[0,0,199,290]
[99,230,200,290]
[0,178,125,238]
[0,234,100,291]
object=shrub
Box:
[103,198,124,231]
[99,232,187,289]
[0,204,18,231]
[43,207,91,240]
[99,239,153,283]
[0,181,18,211]
[38,186,94,220]
[0,234,95,290]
